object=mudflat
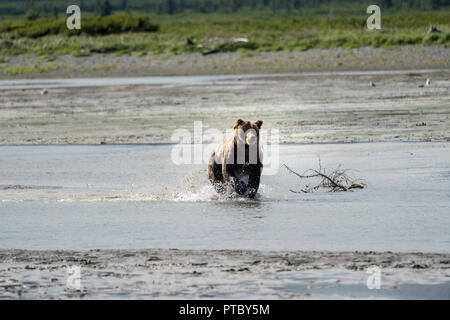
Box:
[0,68,449,144]
[0,249,449,299]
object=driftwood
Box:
[202,48,219,56]
[283,161,365,193]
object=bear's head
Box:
[233,119,263,146]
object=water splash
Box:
[2,169,266,203]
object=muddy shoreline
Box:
[0,249,449,299]
[0,45,449,79]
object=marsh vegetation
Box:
[0,1,448,58]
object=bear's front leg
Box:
[208,152,227,194]
[221,153,231,182]
[220,157,235,194]
[222,164,230,182]
[246,165,262,199]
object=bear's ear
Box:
[234,119,244,129]
[255,120,263,129]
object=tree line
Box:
[0,0,448,18]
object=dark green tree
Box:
[167,0,176,14]
[230,0,238,12]
[52,5,58,18]
[121,0,128,10]
[97,0,112,16]
[24,0,40,20]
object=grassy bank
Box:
[0,11,449,57]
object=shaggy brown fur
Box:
[207,119,263,198]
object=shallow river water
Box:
[0,142,449,252]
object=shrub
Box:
[0,13,159,38]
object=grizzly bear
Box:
[207,119,263,198]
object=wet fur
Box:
[207,119,263,199]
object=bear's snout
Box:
[246,131,257,145]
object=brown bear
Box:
[207,119,263,198]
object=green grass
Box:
[0,63,61,75]
[0,10,448,57]
[90,64,117,71]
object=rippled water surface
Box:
[0,142,449,252]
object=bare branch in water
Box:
[282,163,365,193]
